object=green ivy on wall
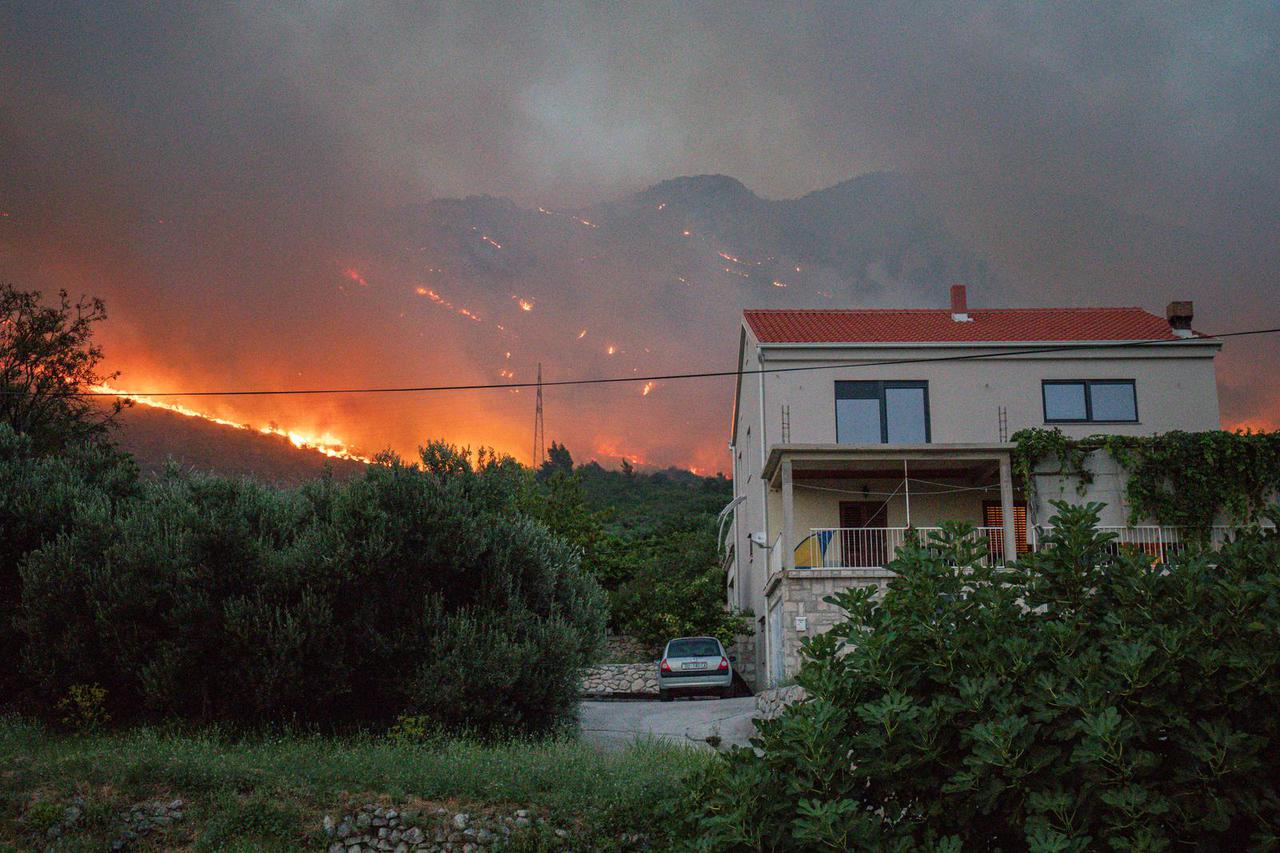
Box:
[1012,427,1280,530]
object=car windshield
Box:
[667,638,720,658]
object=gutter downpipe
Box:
[758,348,769,579]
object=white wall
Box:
[757,342,1221,447]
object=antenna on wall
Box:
[781,405,791,444]
[533,362,545,467]
[998,406,1008,442]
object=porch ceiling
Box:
[763,442,1014,487]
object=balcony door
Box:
[839,501,888,568]
[982,501,1029,561]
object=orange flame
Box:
[91,383,372,463]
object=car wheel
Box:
[659,689,672,702]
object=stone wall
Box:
[775,568,893,678]
[579,663,658,696]
[600,634,654,663]
[755,684,807,719]
[726,631,758,692]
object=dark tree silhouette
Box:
[0,283,127,452]
[538,440,574,479]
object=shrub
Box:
[57,684,110,733]
[15,443,606,735]
[684,503,1280,849]
[0,424,139,701]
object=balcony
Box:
[787,524,1272,572]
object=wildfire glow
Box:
[772,279,788,288]
[681,229,691,237]
[415,286,482,321]
[90,384,372,463]
[577,329,587,339]
[481,235,502,249]
[656,202,666,210]
[537,206,597,228]
[512,295,534,311]
[718,251,741,264]
[641,381,655,396]
[606,345,616,355]
[343,267,369,287]
[594,441,644,466]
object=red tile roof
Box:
[744,307,1189,344]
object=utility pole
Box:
[533,362,545,468]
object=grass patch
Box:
[0,716,711,850]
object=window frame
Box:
[834,380,931,444]
[1041,379,1139,424]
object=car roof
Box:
[667,636,719,644]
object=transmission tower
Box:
[532,362,545,468]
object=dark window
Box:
[835,381,931,443]
[1042,380,1137,423]
[667,638,721,657]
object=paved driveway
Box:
[579,696,758,750]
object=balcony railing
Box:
[798,526,1012,570]
[792,524,1274,571]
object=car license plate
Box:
[682,661,707,670]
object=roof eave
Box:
[754,337,1222,349]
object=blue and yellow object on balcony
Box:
[794,530,834,569]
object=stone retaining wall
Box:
[579,663,658,696]
[754,684,807,719]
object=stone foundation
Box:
[773,568,893,678]
[579,663,658,696]
[755,684,807,719]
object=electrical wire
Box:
[8,325,1277,399]
[795,481,1001,498]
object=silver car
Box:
[658,636,733,701]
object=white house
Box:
[726,285,1223,690]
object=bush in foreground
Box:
[685,503,1280,850]
[12,436,606,735]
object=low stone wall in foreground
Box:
[754,684,807,719]
[579,662,658,696]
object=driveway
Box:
[579,696,758,750]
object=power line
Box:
[18,325,1280,399]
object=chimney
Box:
[1167,300,1194,338]
[950,284,972,322]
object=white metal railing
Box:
[767,532,783,580]
[1034,524,1275,564]
[797,526,1013,570]
[792,523,1274,572]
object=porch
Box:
[762,443,1025,584]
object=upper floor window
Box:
[1042,380,1138,423]
[835,381,930,443]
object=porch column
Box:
[781,459,795,571]
[998,454,1017,566]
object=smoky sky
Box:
[2,1,1278,468]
